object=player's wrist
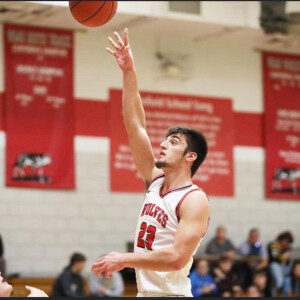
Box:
[123,67,136,75]
[121,252,133,268]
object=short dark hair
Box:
[277,231,294,244]
[166,126,208,176]
[70,253,86,266]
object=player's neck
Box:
[162,169,192,191]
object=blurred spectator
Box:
[213,256,239,296]
[246,285,261,297]
[0,234,5,278]
[52,253,86,297]
[236,228,268,287]
[232,285,243,297]
[267,231,294,296]
[189,259,218,297]
[89,271,124,297]
[282,260,300,297]
[205,226,235,258]
[238,228,268,271]
[253,270,272,297]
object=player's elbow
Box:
[170,254,189,271]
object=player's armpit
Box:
[172,191,210,270]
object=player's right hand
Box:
[106,28,135,72]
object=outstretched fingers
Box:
[123,28,129,46]
[114,31,124,48]
[106,47,116,56]
[108,36,120,50]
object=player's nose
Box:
[160,140,168,149]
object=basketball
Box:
[69,1,118,27]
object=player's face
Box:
[156,134,188,170]
[0,273,13,297]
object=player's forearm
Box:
[122,247,185,271]
[122,70,146,131]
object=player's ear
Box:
[186,152,197,162]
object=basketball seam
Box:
[70,1,81,12]
[79,1,107,23]
[103,1,115,25]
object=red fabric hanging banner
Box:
[263,52,300,200]
[5,24,75,189]
[109,89,234,196]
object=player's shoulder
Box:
[181,188,210,211]
[186,188,209,202]
[178,188,210,222]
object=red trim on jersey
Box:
[150,173,165,185]
[159,184,193,198]
[146,174,165,194]
[175,188,202,222]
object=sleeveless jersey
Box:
[133,174,208,297]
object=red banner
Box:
[110,89,234,196]
[5,24,75,189]
[263,52,300,200]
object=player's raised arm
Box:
[107,28,161,187]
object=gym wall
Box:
[0,24,299,276]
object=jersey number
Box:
[137,222,156,251]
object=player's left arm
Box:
[92,191,210,274]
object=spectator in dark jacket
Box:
[267,231,294,296]
[52,253,86,297]
[213,256,239,296]
[236,228,268,287]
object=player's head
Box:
[0,272,13,297]
[155,126,207,177]
[69,252,86,273]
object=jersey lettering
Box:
[140,203,168,228]
[137,222,157,251]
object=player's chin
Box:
[155,160,168,169]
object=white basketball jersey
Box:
[134,174,207,297]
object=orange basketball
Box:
[69,1,117,27]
